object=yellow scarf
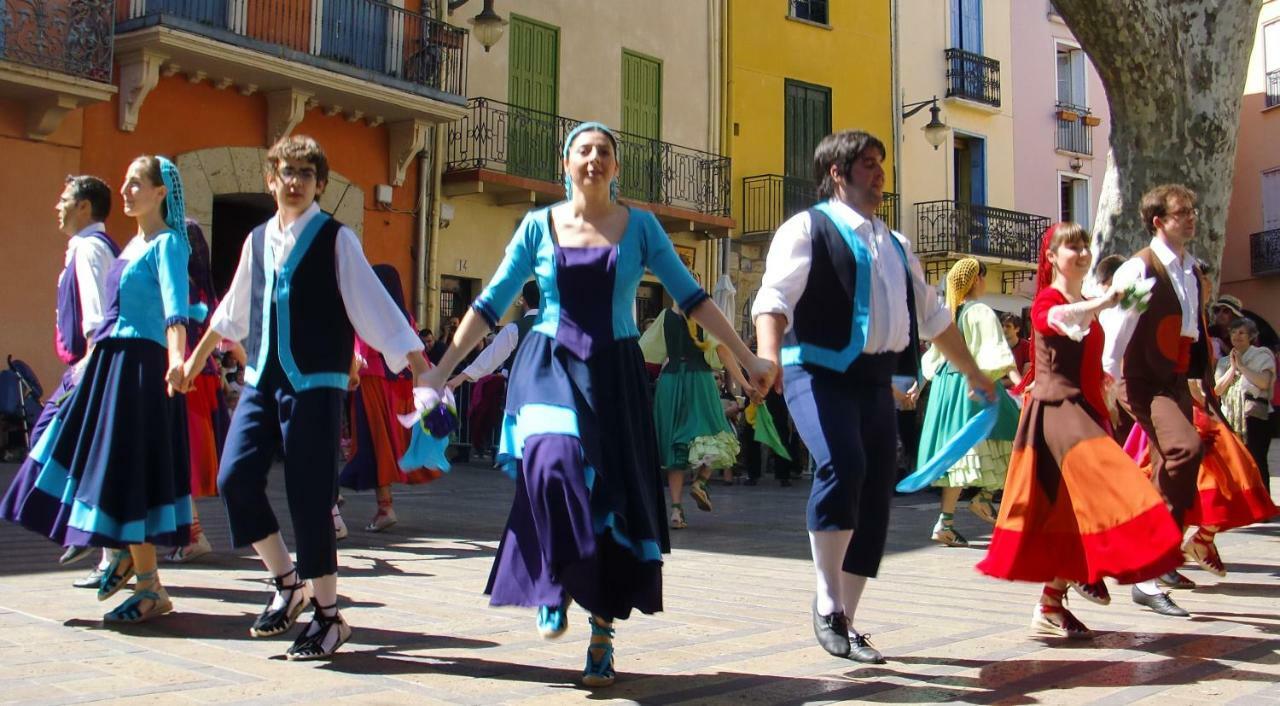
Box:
[945,258,981,317]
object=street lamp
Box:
[449,0,507,52]
[902,96,949,150]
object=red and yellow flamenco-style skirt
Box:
[1123,408,1277,530]
[977,396,1185,584]
[339,376,444,491]
[185,372,228,498]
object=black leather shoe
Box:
[812,598,851,657]
[1131,586,1190,617]
[72,567,105,589]
[1157,570,1196,590]
[848,631,886,664]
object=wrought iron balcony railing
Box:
[1251,228,1280,276]
[740,175,899,237]
[2,0,114,82]
[1055,102,1094,155]
[915,200,1049,263]
[115,0,467,97]
[446,97,731,217]
[1267,69,1280,109]
[945,48,1001,107]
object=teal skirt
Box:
[653,368,737,469]
[917,371,1020,489]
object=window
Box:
[1056,44,1086,108]
[1059,175,1090,229]
[789,0,828,25]
[1265,21,1280,107]
[783,79,831,181]
[950,0,983,54]
[1262,168,1280,230]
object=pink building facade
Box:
[1010,2,1110,255]
[1222,1,1280,328]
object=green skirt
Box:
[917,370,1019,489]
[653,369,738,470]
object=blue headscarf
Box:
[562,121,620,201]
[156,156,188,238]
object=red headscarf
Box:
[1011,224,1058,395]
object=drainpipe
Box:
[719,0,733,306]
[424,124,447,334]
[891,0,903,233]
[415,149,431,325]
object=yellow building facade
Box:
[434,0,732,333]
[727,0,896,332]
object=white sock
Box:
[252,533,298,611]
[1134,580,1162,596]
[97,548,112,570]
[809,530,853,616]
[840,572,868,623]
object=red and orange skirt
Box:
[1123,408,1277,530]
[185,372,228,498]
[339,376,444,491]
[977,396,1184,584]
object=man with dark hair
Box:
[753,130,995,663]
[0,175,120,583]
[1101,182,1211,617]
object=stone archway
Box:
[175,146,365,247]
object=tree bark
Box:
[1052,0,1261,291]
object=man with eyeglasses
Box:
[1100,183,1215,617]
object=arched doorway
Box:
[175,147,365,297]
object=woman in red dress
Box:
[976,222,1184,639]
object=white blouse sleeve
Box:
[750,211,813,330]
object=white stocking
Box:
[252,532,297,611]
[810,530,853,616]
[840,572,868,623]
[1134,580,1162,596]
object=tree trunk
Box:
[1052,0,1261,292]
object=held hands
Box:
[419,362,450,393]
[167,357,189,397]
[966,372,997,405]
[743,354,779,402]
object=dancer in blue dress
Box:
[422,122,776,687]
[5,156,192,623]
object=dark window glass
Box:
[790,0,828,25]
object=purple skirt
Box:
[485,332,667,621]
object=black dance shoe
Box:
[250,569,308,637]
[848,631,886,664]
[1130,586,1190,617]
[812,597,851,657]
[286,600,352,661]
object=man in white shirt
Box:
[448,280,540,388]
[752,130,995,663]
[1099,183,1212,617]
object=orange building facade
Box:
[1,0,467,389]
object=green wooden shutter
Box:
[784,80,831,215]
[620,50,662,202]
[508,16,559,182]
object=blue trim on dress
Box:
[495,403,581,478]
[598,512,663,562]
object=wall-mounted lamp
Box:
[448,0,507,52]
[902,96,949,150]
[1069,156,1084,172]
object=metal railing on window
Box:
[789,0,828,24]
[915,200,1049,263]
[1055,102,1094,155]
[115,0,467,96]
[740,175,900,237]
[1267,69,1280,109]
[445,97,732,216]
[2,0,114,82]
[945,48,1001,107]
[1251,228,1280,276]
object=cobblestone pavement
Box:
[1,457,1278,705]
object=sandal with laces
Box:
[968,491,998,524]
[1183,530,1226,577]
[1032,586,1093,639]
[97,550,135,602]
[582,616,616,687]
[285,599,352,661]
[537,592,571,640]
[365,503,398,533]
[250,569,309,637]
[931,520,968,548]
[1069,580,1111,606]
[103,571,172,624]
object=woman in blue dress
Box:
[423,122,775,687]
[5,155,192,623]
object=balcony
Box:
[739,174,900,240]
[0,0,117,139]
[915,200,1049,263]
[945,48,1001,108]
[112,0,468,181]
[1251,229,1280,276]
[444,97,734,235]
[1267,69,1280,109]
[1055,102,1095,155]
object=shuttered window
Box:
[620,50,662,202]
[508,15,559,181]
